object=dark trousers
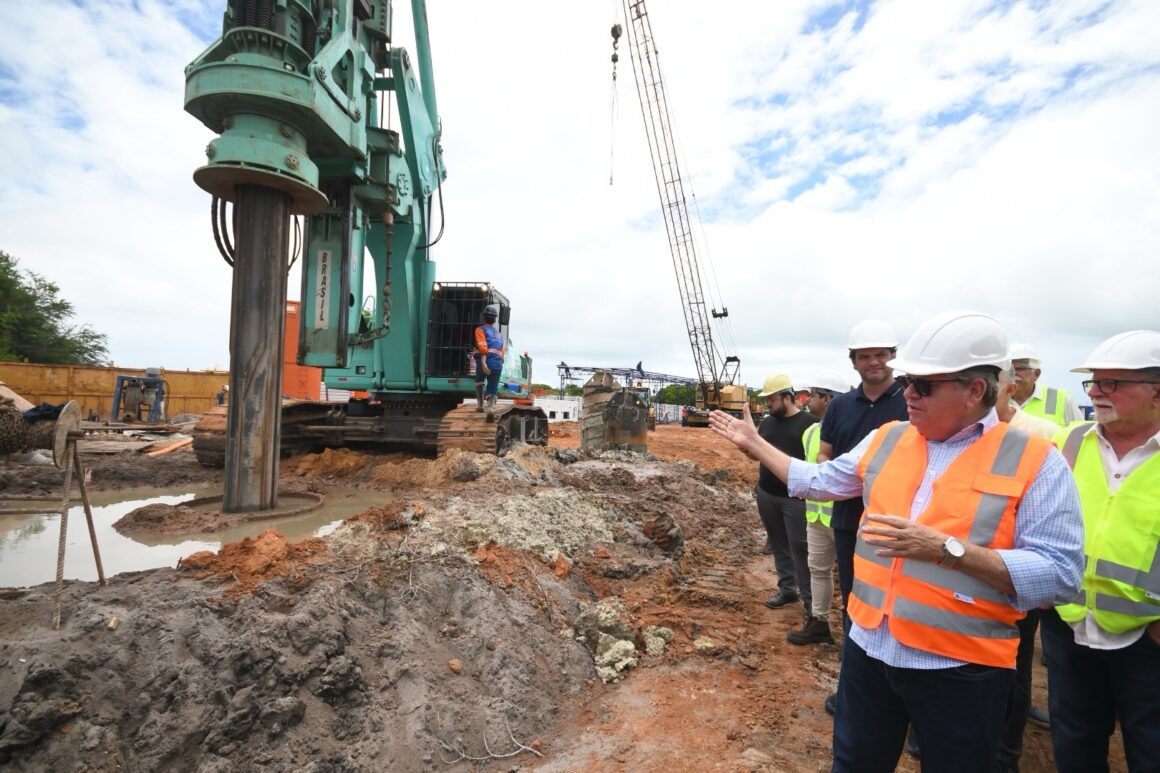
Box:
[1040,608,1160,773]
[833,638,1014,773]
[834,526,857,637]
[995,610,1040,772]
[756,487,811,612]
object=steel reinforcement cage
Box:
[425,282,511,378]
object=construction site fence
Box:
[0,362,230,421]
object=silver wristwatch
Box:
[939,537,966,568]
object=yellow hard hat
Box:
[758,373,794,397]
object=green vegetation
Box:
[654,383,696,405]
[0,250,109,365]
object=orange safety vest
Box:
[847,420,1051,668]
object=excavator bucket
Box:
[580,372,648,453]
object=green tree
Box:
[654,383,696,405]
[0,250,109,365]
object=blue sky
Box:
[1,0,1157,402]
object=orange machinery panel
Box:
[284,301,323,400]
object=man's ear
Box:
[966,376,988,404]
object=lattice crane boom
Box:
[620,0,740,409]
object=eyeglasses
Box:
[896,375,964,397]
[1082,378,1160,394]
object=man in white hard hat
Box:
[1041,330,1160,773]
[1009,342,1083,428]
[787,370,849,647]
[817,319,909,712]
[751,373,819,615]
[993,362,1059,772]
[709,311,1083,771]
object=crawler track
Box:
[192,401,548,467]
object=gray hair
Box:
[956,366,1001,407]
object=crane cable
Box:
[609,16,623,185]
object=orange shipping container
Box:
[284,301,322,401]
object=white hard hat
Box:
[848,319,899,350]
[1008,342,1041,369]
[1071,330,1160,373]
[888,310,1009,376]
[803,370,850,395]
[757,373,794,397]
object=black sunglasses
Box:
[896,375,964,397]
[1082,378,1160,394]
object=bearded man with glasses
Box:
[709,311,1084,772]
[1041,330,1160,773]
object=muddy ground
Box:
[0,424,1121,772]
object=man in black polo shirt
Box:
[754,373,819,615]
[818,319,908,713]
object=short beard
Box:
[1092,406,1120,424]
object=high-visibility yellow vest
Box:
[1022,385,1071,427]
[801,423,832,527]
[1055,422,1160,632]
[848,421,1050,668]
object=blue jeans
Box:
[1040,608,1160,773]
[474,354,502,396]
[833,638,1013,773]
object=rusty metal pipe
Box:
[223,184,291,513]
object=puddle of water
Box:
[0,486,394,588]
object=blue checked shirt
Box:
[787,409,1084,670]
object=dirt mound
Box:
[286,447,376,479]
[115,501,228,534]
[0,555,592,771]
[178,529,329,598]
[371,447,493,486]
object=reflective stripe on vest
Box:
[1044,388,1058,417]
[1024,386,1069,427]
[1055,428,1160,631]
[848,421,1049,667]
[802,423,832,527]
[1058,421,1094,469]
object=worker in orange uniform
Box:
[473,304,504,417]
[708,311,1084,772]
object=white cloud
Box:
[1,0,1156,405]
